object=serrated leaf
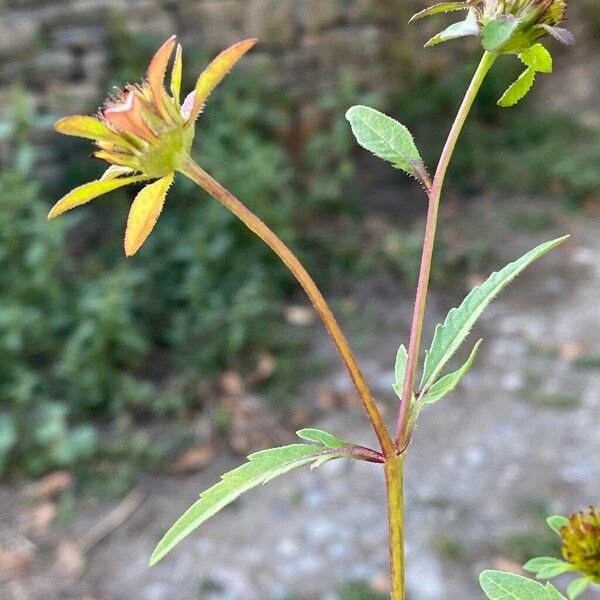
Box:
[480,570,557,600]
[409,2,473,23]
[150,443,346,565]
[393,344,408,396]
[498,67,536,107]
[422,339,481,403]
[547,515,569,535]
[567,577,591,600]
[346,106,430,187]
[482,15,522,52]
[421,236,568,391]
[524,557,575,579]
[519,44,552,73]
[296,428,350,449]
[425,8,480,47]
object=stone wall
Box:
[0,1,415,129]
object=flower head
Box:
[411,0,574,52]
[49,36,257,256]
[561,507,600,582]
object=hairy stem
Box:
[180,157,396,458]
[385,454,405,600]
[395,51,497,448]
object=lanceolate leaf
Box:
[567,577,592,600]
[409,1,474,23]
[547,584,568,600]
[393,344,408,397]
[346,106,430,188]
[422,339,482,404]
[547,515,569,535]
[150,436,352,566]
[523,557,575,579]
[425,9,480,47]
[498,67,536,107]
[420,236,568,391]
[480,570,566,600]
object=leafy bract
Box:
[409,1,474,23]
[567,577,592,600]
[420,236,568,391]
[422,339,482,403]
[482,15,522,52]
[480,571,567,600]
[498,67,536,107]
[346,106,430,188]
[425,9,480,48]
[547,515,569,535]
[524,557,574,579]
[520,44,553,73]
[150,432,352,565]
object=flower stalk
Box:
[395,51,497,449]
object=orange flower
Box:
[49,35,257,256]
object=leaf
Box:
[482,15,522,52]
[425,9,480,47]
[523,557,574,579]
[480,570,558,600]
[185,38,258,125]
[498,67,536,107]
[519,44,553,73]
[409,2,474,23]
[171,43,183,102]
[393,344,408,396]
[124,172,174,256]
[420,236,568,391]
[296,428,350,449]
[346,106,430,187]
[54,115,137,149]
[47,175,148,219]
[539,25,575,46]
[546,584,568,600]
[567,577,591,600]
[150,440,349,566]
[422,339,482,403]
[547,515,569,535]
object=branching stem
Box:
[395,51,497,449]
[180,157,396,458]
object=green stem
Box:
[385,454,405,600]
[395,51,497,449]
[180,157,396,458]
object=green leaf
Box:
[346,106,430,187]
[519,44,553,73]
[150,441,348,565]
[482,15,522,52]
[425,9,480,47]
[546,583,568,600]
[393,344,408,396]
[480,570,561,600]
[567,577,591,600]
[409,2,474,23]
[547,515,569,535]
[524,557,574,579]
[498,67,536,107]
[422,339,482,404]
[421,236,568,391]
[296,428,350,449]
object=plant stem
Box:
[180,157,396,458]
[385,454,405,600]
[395,51,497,448]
